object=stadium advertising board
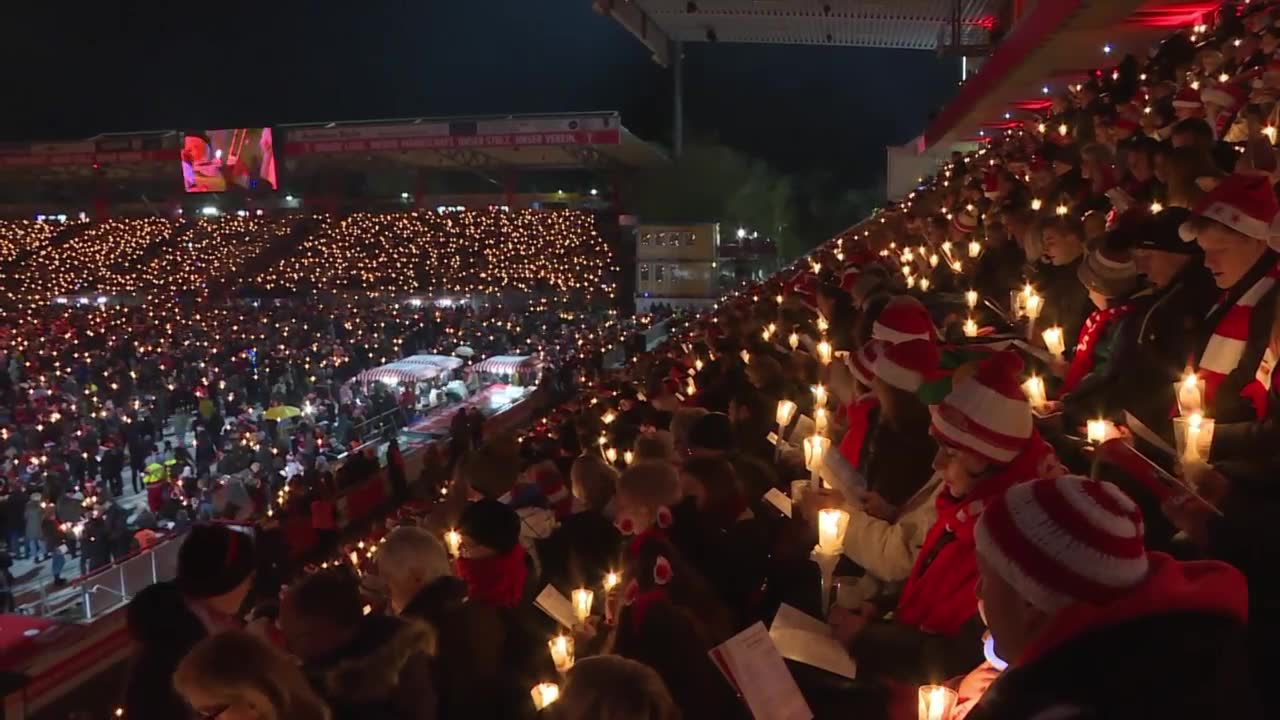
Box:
[283,115,621,155]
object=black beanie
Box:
[176,524,257,599]
[688,412,734,452]
[459,499,521,555]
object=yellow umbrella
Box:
[264,405,302,421]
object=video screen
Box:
[181,128,278,193]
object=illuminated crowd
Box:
[123,4,1280,720]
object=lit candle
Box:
[919,277,931,292]
[929,253,940,268]
[963,317,978,337]
[739,349,750,365]
[775,294,784,305]
[814,407,829,435]
[1024,293,1043,321]
[1022,375,1047,412]
[804,435,831,486]
[1177,373,1203,416]
[622,450,634,466]
[1087,419,1109,445]
[968,240,982,258]
[531,682,560,711]
[601,410,616,425]
[1030,198,1043,211]
[761,328,772,342]
[1181,412,1210,463]
[1041,326,1066,358]
[604,447,618,464]
[816,508,850,554]
[572,588,594,623]
[548,634,574,673]
[788,332,800,351]
[816,315,830,334]
[694,358,704,372]
[817,340,833,365]
[812,384,828,408]
[603,571,621,593]
[444,529,462,558]
[965,290,978,310]
[918,685,958,720]
[776,399,798,427]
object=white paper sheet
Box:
[769,604,858,680]
[710,622,813,720]
[763,488,793,518]
[534,585,578,629]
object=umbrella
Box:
[454,346,475,358]
[264,405,302,421]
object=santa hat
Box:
[953,208,979,235]
[839,266,862,293]
[872,339,940,393]
[1178,173,1280,249]
[930,351,1032,464]
[872,296,937,344]
[846,340,881,388]
[790,272,820,312]
[974,475,1148,613]
[1172,86,1204,109]
[983,172,1001,199]
[1201,83,1247,111]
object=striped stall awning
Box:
[356,360,447,386]
[470,355,540,376]
[399,354,465,371]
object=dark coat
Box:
[305,614,438,720]
[1035,259,1091,356]
[400,576,534,720]
[859,406,937,509]
[534,509,622,594]
[966,612,1258,720]
[122,582,208,720]
[972,241,1026,308]
[1118,264,1219,441]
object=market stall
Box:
[468,354,544,386]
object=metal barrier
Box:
[79,535,183,621]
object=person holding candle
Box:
[1050,244,1142,423]
[965,475,1259,720]
[535,454,623,597]
[685,412,779,514]
[378,525,531,720]
[829,352,1063,685]
[278,567,439,720]
[1033,216,1092,355]
[972,219,1027,311]
[455,498,530,609]
[1117,207,1218,441]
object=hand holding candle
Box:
[444,529,462,558]
[817,340,833,365]
[1086,419,1112,445]
[776,399,798,427]
[788,332,800,351]
[968,239,982,258]
[816,508,849,554]
[603,571,620,593]
[965,289,978,310]
[531,683,560,710]
[918,685,958,720]
[1041,326,1065,358]
[572,587,594,624]
[812,384,828,409]
[548,634,574,673]
[1022,375,1048,412]
[1177,372,1204,416]
[963,317,978,337]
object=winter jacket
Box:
[304,614,438,720]
[839,473,944,604]
[122,582,208,720]
[400,576,531,720]
[23,499,43,537]
[1034,259,1092,357]
[965,555,1259,720]
[534,509,622,596]
[972,241,1026,312]
[859,405,937,509]
[1061,305,1139,424]
[1118,264,1219,441]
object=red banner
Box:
[284,129,620,156]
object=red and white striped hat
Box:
[975,475,1148,612]
[846,340,881,388]
[930,351,1032,464]
[872,296,937,344]
[872,339,939,393]
[953,208,979,235]
[1172,86,1203,109]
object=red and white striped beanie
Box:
[975,475,1148,612]
[846,340,881,388]
[872,339,940,393]
[872,296,937,344]
[930,351,1032,464]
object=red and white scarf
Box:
[1061,303,1136,395]
[1198,261,1280,418]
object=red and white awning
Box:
[399,354,465,371]
[470,355,540,376]
[356,360,447,386]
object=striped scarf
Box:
[1061,303,1136,395]
[1198,260,1280,418]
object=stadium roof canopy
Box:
[0,112,668,184]
[919,0,1223,151]
[599,0,1006,63]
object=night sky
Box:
[2,0,961,186]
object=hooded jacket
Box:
[304,614,438,720]
[966,554,1259,719]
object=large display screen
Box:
[181,128,277,193]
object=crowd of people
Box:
[17,2,1280,718]
[0,207,665,606]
